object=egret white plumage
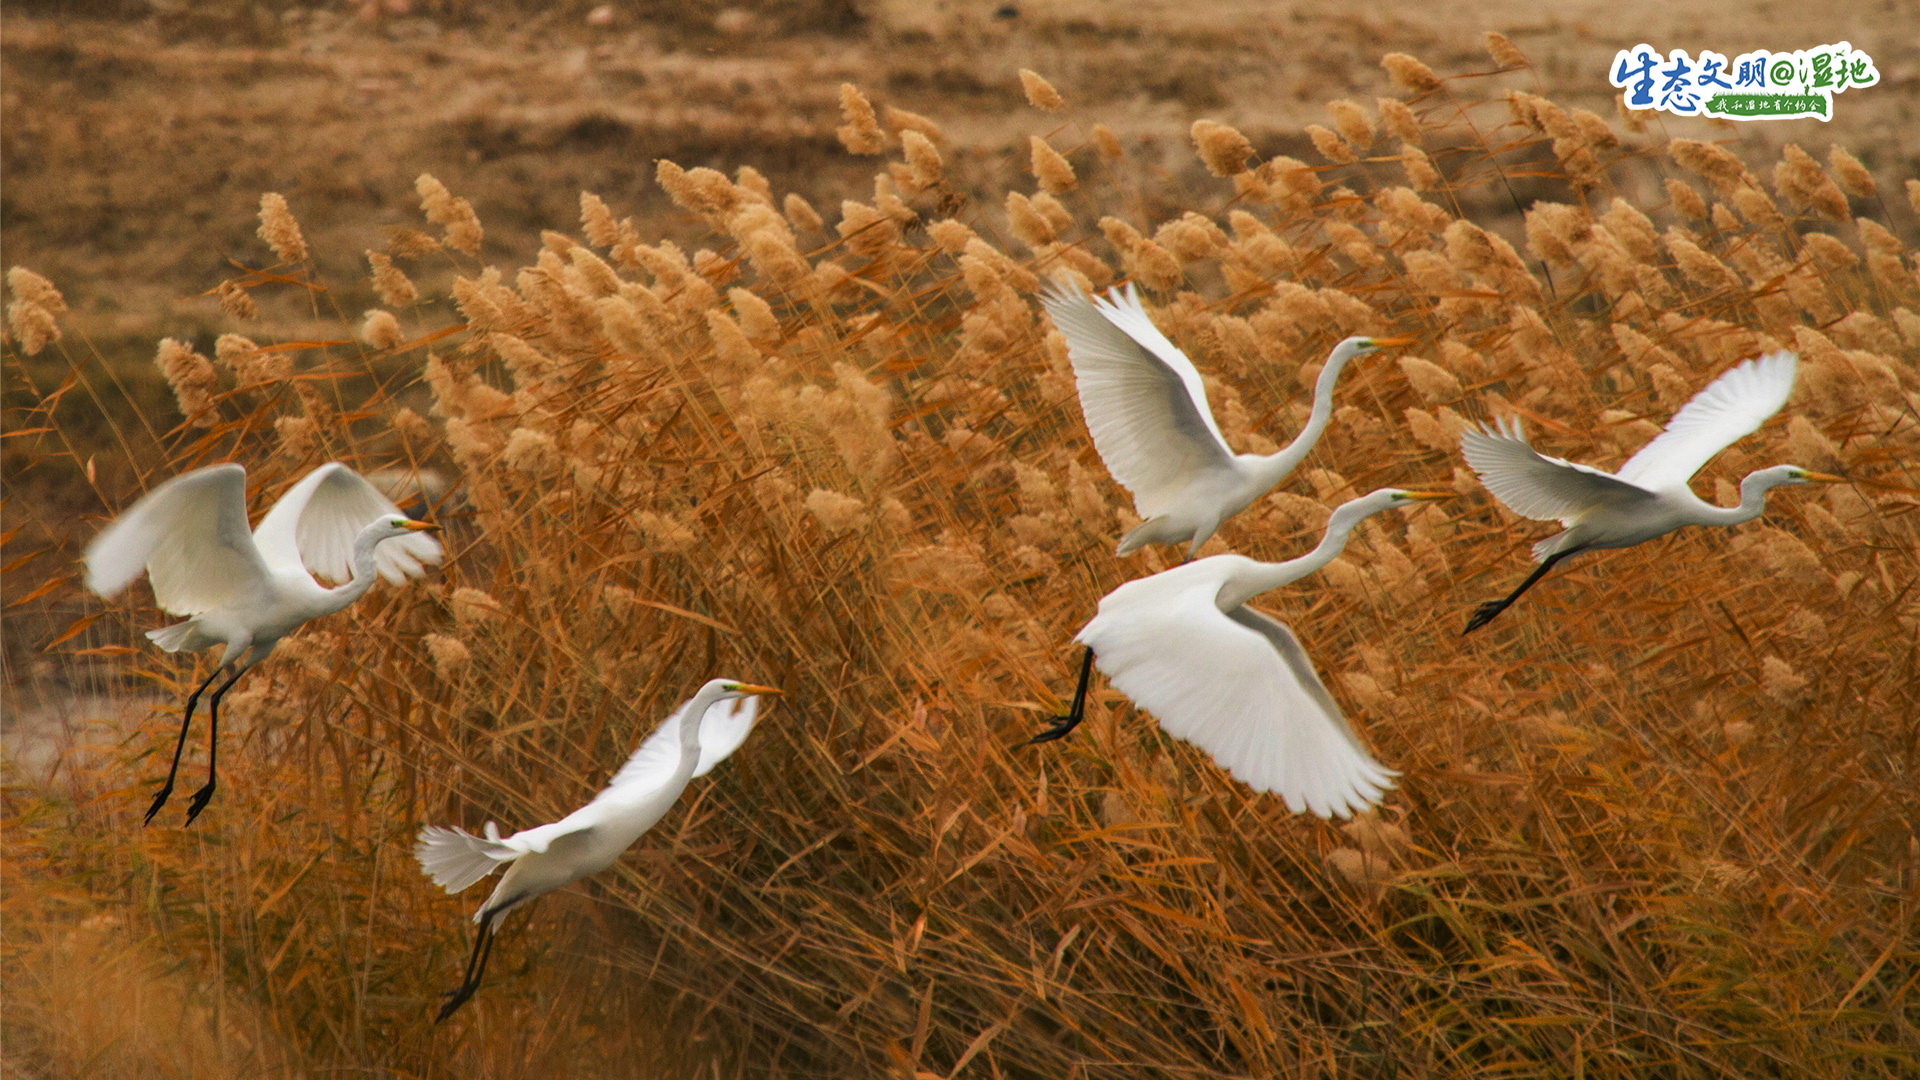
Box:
[1029,489,1453,818]
[83,461,442,823]
[1040,280,1415,557]
[415,678,781,1021]
[1459,351,1842,633]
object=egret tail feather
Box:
[146,621,198,652]
[415,825,514,893]
[1116,517,1169,556]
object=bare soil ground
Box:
[6,0,1916,354]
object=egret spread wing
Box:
[1042,282,1234,516]
[1224,606,1369,753]
[253,462,443,585]
[1616,351,1798,491]
[83,463,273,615]
[1077,576,1395,818]
[1461,418,1656,523]
[605,695,760,795]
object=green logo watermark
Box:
[1610,42,1877,122]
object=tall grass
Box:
[5,46,1918,1079]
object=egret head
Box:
[1367,487,1454,510]
[1333,334,1418,363]
[370,513,440,538]
[1327,488,1453,529]
[1750,465,1846,489]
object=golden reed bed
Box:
[5,44,1917,1080]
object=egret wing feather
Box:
[253,462,443,585]
[1042,282,1234,517]
[1224,606,1367,755]
[1616,351,1798,491]
[1461,418,1656,523]
[82,464,273,615]
[1088,284,1230,448]
[606,695,760,795]
[1077,576,1395,818]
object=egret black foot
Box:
[183,781,217,825]
[144,784,175,826]
[436,985,477,1023]
[1025,716,1081,746]
[1463,600,1506,635]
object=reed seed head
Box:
[1190,120,1254,178]
[1381,53,1443,94]
[1378,98,1420,142]
[1327,100,1373,150]
[257,193,309,264]
[1018,68,1065,111]
[836,83,887,154]
[1029,136,1077,194]
[6,266,64,355]
[360,309,405,350]
[415,174,484,254]
[1485,31,1528,69]
[214,333,290,384]
[1306,125,1357,166]
[155,337,219,427]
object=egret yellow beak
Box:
[730,683,784,696]
[401,520,441,532]
[1801,471,1847,484]
[1399,491,1456,502]
[1368,335,1419,347]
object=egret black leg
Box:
[1026,647,1095,746]
[145,665,227,825]
[1464,551,1574,635]
[184,663,250,826]
[437,914,499,1023]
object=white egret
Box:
[415,678,781,1021]
[1459,350,1843,633]
[1029,489,1453,818]
[1040,280,1415,557]
[84,461,442,823]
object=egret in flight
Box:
[1040,281,1415,557]
[84,462,442,824]
[1459,350,1842,633]
[1029,489,1453,818]
[416,678,782,1021]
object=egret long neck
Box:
[673,685,730,782]
[1215,501,1372,610]
[1694,472,1791,527]
[318,527,391,612]
[1247,347,1356,487]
